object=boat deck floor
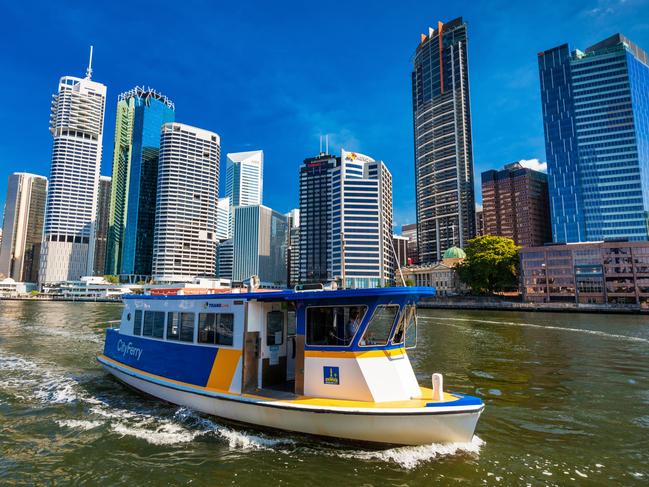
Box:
[246,387,460,409]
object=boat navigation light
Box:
[432,373,444,401]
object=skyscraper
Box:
[286,209,300,288]
[226,150,263,207]
[39,51,106,283]
[152,123,220,282]
[216,238,233,281]
[106,87,175,277]
[299,153,339,284]
[232,205,288,287]
[216,196,230,241]
[93,176,112,276]
[0,173,47,282]
[539,34,649,242]
[332,150,394,288]
[401,223,419,265]
[481,162,551,248]
[412,18,476,263]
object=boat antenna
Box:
[389,235,407,286]
[85,45,94,80]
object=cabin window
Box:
[134,310,143,336]
[267,310,284,345]
[198,313,234,346]
[167,312,195,342]
[306,306,367,347]
[360,305,399,346]
[392,305,417,348]
[143,311,165,338]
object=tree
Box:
[456,236,520,295]
[103,275,119,284]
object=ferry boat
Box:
[98,286,484,445]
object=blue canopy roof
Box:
[124,286,436,302]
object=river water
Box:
[0,301,647,485]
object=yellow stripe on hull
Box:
[304,348,406,359]
[206,349,241,391]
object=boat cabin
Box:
[107,287,435,403]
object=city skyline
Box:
[4,2,649,230]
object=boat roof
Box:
[124,286,436,302]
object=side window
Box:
[134,310,143,336]
[179,313,195,342]
[197,313,234,345]
[306,306,367,347]
[167,312,179,340]
[360,305,399,346]
[143,311,165,339]
[267,310,284,345]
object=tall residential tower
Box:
[39,50,106,283]
[106,87,175,277]
[539,34,649,242]
[0,173,47,282]
[152,123,221,282]
[412,18,476,263]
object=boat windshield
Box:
[306,305,367,347]
[391,304,417,348]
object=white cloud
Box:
[518,158,547,173]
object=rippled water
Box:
[0,301,647,485]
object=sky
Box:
[1,0,649,230]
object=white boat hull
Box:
[103,364,483,446]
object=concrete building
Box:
[216,196,230,242]
[475,206,484,236]
[0,173,47,282]
[152,123,220,282]
[106,86,175,277]
[40,54,106,284]
[299,153,339,284]
[481,162,551,247]
[93,175,111,275]
[412,18,476,263]
[520,241,649,306]
[332,150,394,288]
[393,235,409,268]
[225,150,263,239]
[539,34,649,242]
[401,223,419,265]
[286,209,300,288]
[403,247,467,295]
[216,238,233,281]
[232,205,288,287]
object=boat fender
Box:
[432,373,444,401]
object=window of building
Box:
[198,313,234,346]
[306,306,367,347]
[133,310,142,336]
[143,311,165,338]
[360,305,399,346]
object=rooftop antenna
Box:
[85,45,94,80]
[325,134,329,155]
[320,135,323,154]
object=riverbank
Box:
[2,294,648,313]
[420,297,649,314]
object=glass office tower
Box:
[539,34,649,242]
[412,17,476,263]
[106,87,175,277]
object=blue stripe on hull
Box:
[103,329,217,387]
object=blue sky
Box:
[1,0,649,230]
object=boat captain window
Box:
[143,311,165,339]
[306,306,367,347]
[133,310,143,336]
[360,305,399,346]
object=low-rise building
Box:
[402,247,468,295]
[520,241,649,306]
[0,278,37,297]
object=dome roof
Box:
[443,246,466,259]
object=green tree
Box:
[103,275,119,284]
[457,236,520,294]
